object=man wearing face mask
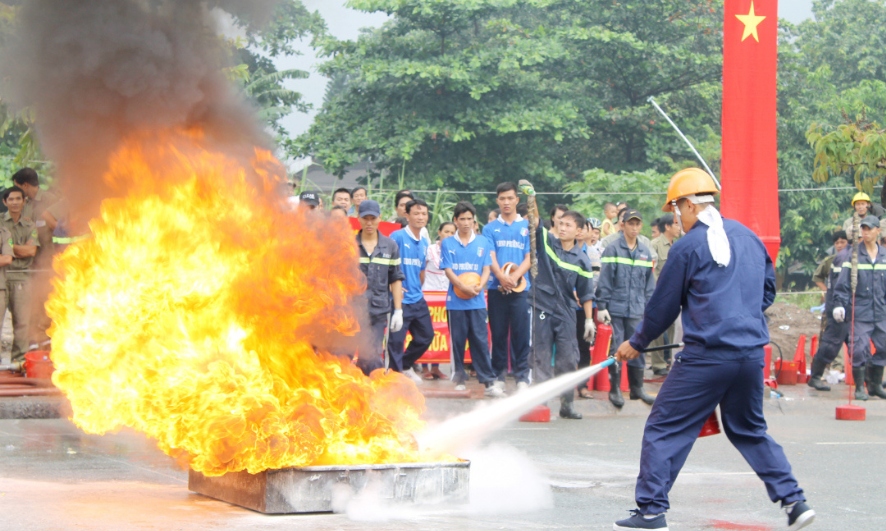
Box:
[610,168,813,531]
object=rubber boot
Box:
[608,364,625,408]
[853,367,869,401]
[628,366,655,405]
[559,393,583,419]
[806,356,831,391]
[866,365,886,399]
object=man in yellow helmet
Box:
[843,192,872,241]
[611,168,813,531]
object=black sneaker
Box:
[786,501,815,530]
[613,509,668,530]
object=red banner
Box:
[721,0,781,262]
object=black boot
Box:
[559,393,583,419]
[866,365,886,399]
[853,367,869,401]
[628,366,655,405]
[807,356,831,391]
[608,364,625,408]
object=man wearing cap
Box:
[482,182,532,391]
[611,168,813,531]
[596,208,656,407]
[387,199,434,383]
[298,191,321,211]
[832,214,886,400]
[355,200,404,374]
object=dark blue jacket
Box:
[530,226,595,321]
[629,218,776,361]
[833,244,886,323]
[595,234,656,318]
[356,231,404,317]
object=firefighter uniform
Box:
[1,213,39,362]
[596,232,656,406]
[387,227,434,373]
[807,248,850,388]
[833,235,886,399]
[626,218,805,518]
[356,230,403,370]
[529,226,594,410]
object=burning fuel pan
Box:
[189,461,470,514]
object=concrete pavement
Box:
[1,381,885,530]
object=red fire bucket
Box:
[699,410,721,437]
[23,351,54,379]
[775,360,798,386]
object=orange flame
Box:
[47,131,437,476]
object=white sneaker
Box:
[493,380,505,389]
[484,385,506,398]
[405,368,423,385]
[454,384,466,391]
[517,381,530,392]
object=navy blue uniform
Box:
[628,218,805,516]
[388,228,434,372]
[356,231,404,367]
[833,244,886,367]
[483,215,532,384]
[811,248,850,367]
[530,227,595,386]
[596,234,656,369]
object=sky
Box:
[277,0,816,146]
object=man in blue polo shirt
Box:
[441,201,504,398]
[389,199,434,384]
[482,182,532,391]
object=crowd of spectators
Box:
[313,182,690,412]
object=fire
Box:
[46,131,436,476]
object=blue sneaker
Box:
[786,501,815,530]
[613,509,668,530]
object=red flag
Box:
[720,0,780,262]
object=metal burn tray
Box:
[188,461,470,514]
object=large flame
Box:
[47,131,434,476]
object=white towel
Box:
[697,205,730,267]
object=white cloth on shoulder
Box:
[686,194,730,267]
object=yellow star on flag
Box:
[736,1,766,42]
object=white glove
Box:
[583,318,596,343]
[597,309,611,325]
[390,310,404,333]
[833,307,845,323]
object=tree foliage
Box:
[297,0,722,205]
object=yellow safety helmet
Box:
[662,168,719,212]
[852,192,872,206]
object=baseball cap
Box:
[860,215,880,229]
[622,208,642,222]
[358,199,381,218]
[299,191,320,206]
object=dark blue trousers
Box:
[387,299,435,372]
[610,316,645,369]
[487,289,531,384]
[849,320,886,368]
[812,311,848,366]
[448,309,495,385]
[636,351,805,515]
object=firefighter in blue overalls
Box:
[611,169,814,531]
[596,208,656,407]
[832,214,886,401]
[807,231,851,392]
[528,209,596,419]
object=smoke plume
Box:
[1,0,279,214]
